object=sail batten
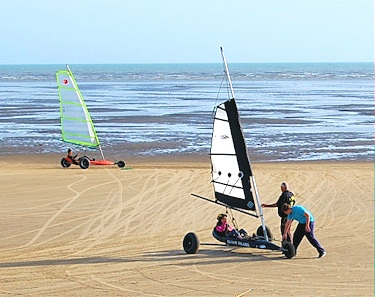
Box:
[214,118,229,123]
[212,181,244,190]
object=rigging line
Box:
[214,74,226,107]
[211,175,221,183]
[222,66,231,100]
[227,177,241,195]
[211,105,217,118]
[222,177,230,194]
[228,208,239,230]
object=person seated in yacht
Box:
[215,213,243,239]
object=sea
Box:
[0,63,373,162]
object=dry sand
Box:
[0,155,373,296]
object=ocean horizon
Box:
[0,62,373,81]
[0,63,373,162]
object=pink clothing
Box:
[215,222,233,233]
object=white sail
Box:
[210,98,256,211]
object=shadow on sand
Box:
[0,256,139,268]
[0,244,305,268]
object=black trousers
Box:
[293,222,325,254]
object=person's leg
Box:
[292,223,306,255]
[280,217,292,241]
[227,229,241,238]
[280,217,285,236]
[305,222,325,254]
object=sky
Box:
[0,0,373,64]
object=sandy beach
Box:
[0,155,373,296]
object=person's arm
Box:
[282,219,292,240]
[215,223,225,232]
[304,212,311,232]
[261,202,277,208]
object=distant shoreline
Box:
[0,62,373,66]
[0,152,372,167]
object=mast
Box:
[219,47,269,241]
[220,47,235,99]
[65,65,105,160]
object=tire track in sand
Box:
[21,173,124,248]
[21,175,88,247]
[79,169,125,239]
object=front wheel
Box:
[117,160,125,168]
[256,225,273,241]
[61,158,71,168]
[183,232,200,254]
[282,241,295,259]
[79,157,90,169]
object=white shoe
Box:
[318,251,326,258]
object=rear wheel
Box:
[282,241,295,259]
[61,158,71,168]
[239,228,248,237]
[183,232,200,254]
[117,160,125,168]
[256,225,273,240]
[79,157,90,169]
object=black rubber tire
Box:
[282,241,295,259]
[183,232,200,254]
[239,228,248,237]
[256,225,273,241]
[61,158,71,168]
[117,160,125,168]
[79,157,90,169]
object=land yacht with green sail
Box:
[57,65,125,169]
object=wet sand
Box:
[0,155,373,296]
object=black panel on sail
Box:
[210,98,256,211]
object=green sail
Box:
[56,67,100,147]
